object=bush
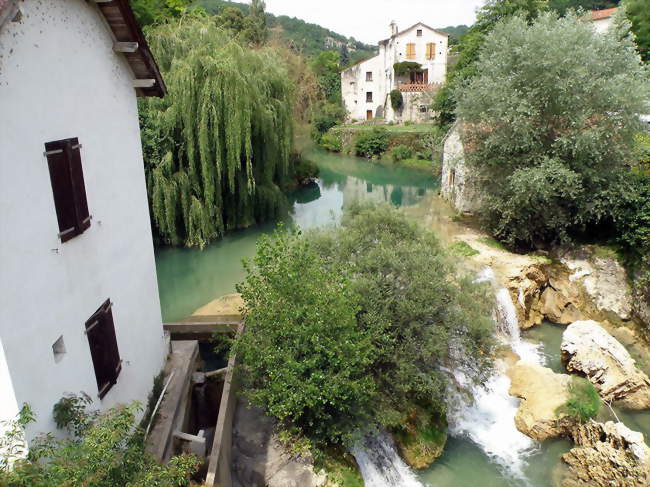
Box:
[312,103,347,140]
[456,12,649,248]
[558,377,601,423]
[449,241,480,257]
[319,132,342,152]
[390,144,414,162]
[354,128,390,158]
[390,90,404,111]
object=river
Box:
[154,148,648,487]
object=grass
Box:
[315,447,363,487]
[478,237,508,251]
[556,377,601,423]
[591,244,625,264]
[449,241,480,257]
[334,123,435,133]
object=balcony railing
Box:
[398,82,443,93]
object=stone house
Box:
[0,0,167,442]
[589,7,618,34]
[341,21,448,123]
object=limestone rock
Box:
[508,361,574,441]
[192,293,245,320]
[538,275,583,325]
[562,248,633,322]
[232,399,328,487]
[561,420,650,487]
[561,321,650,409]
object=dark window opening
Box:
[86,299,122,399]
[366,92,373,103]
[366,71,373,82]
[44,138,90,243]
[417,29,423,37]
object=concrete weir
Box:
[147,306,243,487]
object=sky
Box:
[264,0,487,44]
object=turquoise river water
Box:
[154,148,650,487]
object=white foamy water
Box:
[351,431,424,487]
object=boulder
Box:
[508,361,574,441]
[561,321,650,409]
[561,420,650,487]
[538,275,583,325]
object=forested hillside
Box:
[196,0,377,61]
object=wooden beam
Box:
[133,79,156,88]
[113,41,139,53]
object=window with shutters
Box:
[366,71,373,82]
[44,138,91,243]
[366,92,373,103]
[85,299,121,399]
[406,43,416,60]
[426,43,436,60]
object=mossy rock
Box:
[393,410,448,469]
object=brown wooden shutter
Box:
[67,139,91,233]
[44,138,90,242]
[85,299,121,399]
[45,140,78,242]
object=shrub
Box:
[390,90,404,111]
[456,12,649,248]
[393,61,423,77]
[557,377,601,423]
[312,103,347,140]
[319,132,342,152]
[354,128,390,158]
[390,144,414,162]
[449,241,480,257]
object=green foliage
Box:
[312,103,347,139]
[311,51,342,104]
[131,0,193,26]
[449,241,480,256]
[234,229,377,445]
[354,128,390,158]
[393,62,423,77]
[437,25,471,46]
[390,89,404,111]
[319,132,343,152]
[557,377,601,423]
[0,403,200,487]
[550,0,620,16]
[52,393,95,438]
[390,144,414,162]
[140,18,294,247]
[0,404,34,472]
[433,0,549,126]
[625,0,650,62]
[456,12,649,247]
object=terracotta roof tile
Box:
[591,8,618,21]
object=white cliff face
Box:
[561,321,650,409]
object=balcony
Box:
[398,82,442,93]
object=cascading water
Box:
[351,431,424,487]
[443,267,544,483]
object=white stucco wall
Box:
[591,16,613,34]
[341,23,447,123]
[0,0,166,441]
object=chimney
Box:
[390,20,398,37]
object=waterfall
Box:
[350,431,424,487]
[443,267,543,482]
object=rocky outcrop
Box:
[561,420,650,487]
[561,247,634,323]
[192,293,245,320]
[232,399,329,487]
[561,321,650,409]
[508,361,574,441]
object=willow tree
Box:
[140,18,294,247]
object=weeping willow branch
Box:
[140,18,295,248]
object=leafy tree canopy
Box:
[624,0,650,62]
[456,12,648,247]
[233,204,496,446]
[131,0,194,26]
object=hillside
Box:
[196,0,377,60]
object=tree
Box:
[455,12,648,247]
[433,0,549,126]
[310,51,342,105]
[625,0,650,61]
[549,0,620,15]
[131,0,192,26]
[233,204,496,446]
[139,18,295,247]
[339,44,350,67]
[0,403,199,487]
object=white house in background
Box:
[0,0,168,443]
[589,7,618,33]
[341,21,448,123]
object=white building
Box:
[0,0,167,443]
[589,7,618,34]
[341,21,448,123]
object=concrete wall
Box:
[441,123,482,214]
[0,0,166,441]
